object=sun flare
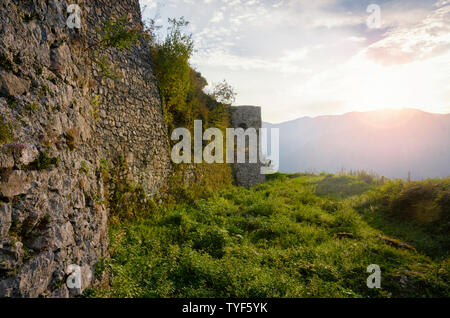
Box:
[346,53,445,113]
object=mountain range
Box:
[263,108,450,180]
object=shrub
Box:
[150,18,233,138]
[0,115,13,145]
[0,52,17,73]
[150,18,193,129]
[365,180,449,227]
[27,152,59,170]
[245,197,282,217]
[390,182,442,223]
[316,175,373,198]
[99,16,140,50]
[90,95,100,119]
[99,158,109,180]
[88,16,140,81]
[80,161,90,175]
[266,172,287,182]
[192,228,228,259]
[355,179,450,258]
[331,209,361,235]
[320,199,343,213]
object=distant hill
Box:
[263,109,450,179]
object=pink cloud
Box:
[366,4,450,66]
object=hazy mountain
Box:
[263,109,450,180]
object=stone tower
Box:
[230,106,266,187]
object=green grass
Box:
[355,179,450,259]
[90,174,449,298]
[315,174,378,199]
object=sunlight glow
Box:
[354,55,446,113]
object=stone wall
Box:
[0,0,171,297]
[230,106,266,187]
[0,0,264,298]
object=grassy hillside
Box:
[88,174,449,298]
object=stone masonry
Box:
[0,0,264,298]
[0,0,171,297]
[230,106,266,187]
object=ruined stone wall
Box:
[172,106,265,190]
[0,0,171,297]
[230,106,266,187]
[0,0,264,298]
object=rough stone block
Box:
[0,71,29,96]
[0,170,32,198]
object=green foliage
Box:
[33,64,43,76]
[39,84,52,98]
[108,179,156,223]
[315,174,376,199]
[0,93,18,108]
[192,227,228,259]
[22,12,39,23]
[100,158,109,179]
[0,115,13,145]
[99,16,140,51]
[356,179,450,258]
[91,174,450,298]
[22,152,59,171]
[80,161,89,175]
[92,54,122,81]
[0,52,17,73]
[105,156,158,223]
[23,103,41,115]
[150,18,193,128]
[94,258,109,279]
[90,95,100,119]
[88,16,139,81]
[150,18,233,135]
[390,181,448,224]
[266,172,287,182]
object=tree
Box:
[151,17,194,128]
[211,80,237,105]
[148,17,231,141]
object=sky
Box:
[139,0,450,123]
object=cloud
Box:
[140,0,158,10]
[191,47,312,74]
[140,0,450,122]
[210,11,224,23]
[435,0,450,7]
[366,4,450,66]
